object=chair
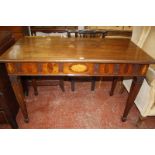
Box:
[67,30,108,91]
[24,31,66,96]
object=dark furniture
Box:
[0,36,155,123]
[67,30,108,91]
[0,31,19,128]
[31,26,78,36]
[0,26,28,41]
[28,26,78,95]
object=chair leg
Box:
[119,80,125,94]
[59,79,65,92]
[71,78,75,91]
[21,77,29,96]
[109,77,118,96]
[31,78,38,96]
[91,77,96,91]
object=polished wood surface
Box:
[67,30,107,92]
[0,36,154,64]
[0,36,155,123]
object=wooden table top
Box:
[0,36,154,64]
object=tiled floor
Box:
[1,81,155,129]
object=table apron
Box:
[5,62,149,77]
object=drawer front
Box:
[6,62,59,75]
[63,63,94,75]
[6,62,149,76]
[99,64,149,76]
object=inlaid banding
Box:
[16,63,21,73]
[114,64,120,74]
[124,64,129,74]
[6,62,149,76]
[38,63,42,73]
[42,63,59,74]
[59,63,63,72]
[94,64,99,74]
[127,64,133,74]
[20,63,38,74]
[99,64,114,74]
[104,64,109,73]
[139,64,149,75]
[133,64,140,74]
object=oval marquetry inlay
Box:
[69,64,88,73]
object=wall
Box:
[131,26,144,44]
[142,27,155,59]
[131,26,155,59]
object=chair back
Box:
[67,30,107,38]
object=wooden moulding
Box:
[5,62,149,76]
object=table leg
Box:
[9,76,29,123]
[122,76,144,122]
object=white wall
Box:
[142,27,155,59]
[131,26,144,44]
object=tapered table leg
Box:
[122,77,144,122]
[9,76,29,123]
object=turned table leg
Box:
[122,77,144,122]
[9,76,29,123]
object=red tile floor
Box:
[1,80,155,129]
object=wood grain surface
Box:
[0,36,154,64]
